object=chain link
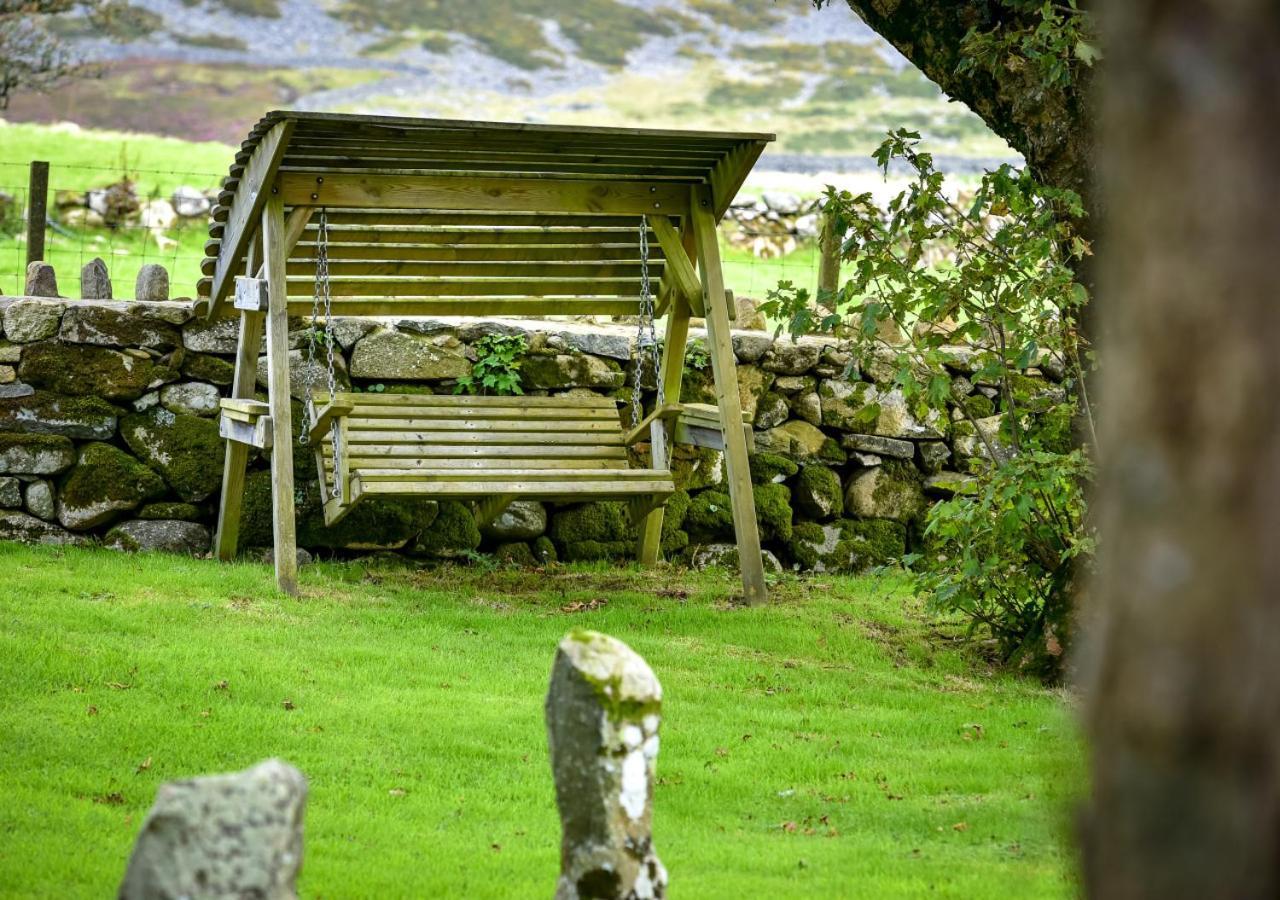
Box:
[632,216,664,430]
[304,208,342,499]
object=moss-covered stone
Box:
[684,489,734,541]
[522,353,624,390]
[753,481,793,543]
[785,517,906,573]
[180,353,235,386]
[843,459,924,523]
[0,390,120,439]
[137,502,203,521]
[961,392,996,419]
[670,445,723,491]
[19,342,171,401]
[57,442,166,530]
[533,535,558,564]
[121,409,223,502]
[547,500,634,561]
[0,432,76,474]
[749,451,798,485]
[412,500,480,557]
[660,489,690,557]
[494,541,536,566]
[792,464,843,521]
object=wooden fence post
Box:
[816,202,841,314]
[25,161,49,267]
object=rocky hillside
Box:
[7,0,1015,172]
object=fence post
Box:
[25,161,49,267]
[816,202,841,314]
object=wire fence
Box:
[0,160,223,299]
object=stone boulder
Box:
[792,464,843,521]
[0,391,118,439]
[523,353,625,391]
[348,328,470,382]
[121,409,223,502]
[785,518,907,573]
[181,353,235,386]
[0,433,76,474]
[482,499,547,541]
[753,392,788,429]
[410,499,481,558]
[761,339,822,375]
[3,300,62,342]
[80,258,112,300]
[0,475,20,507]
[160,382,221,417]
[819,380,945,440]
[843,461,925,523]
[118,759,306,900]
[689,542,782,573]
[57,442,166,530]
[23,480,55,520]
[840,433,914,459]
[954,414,1007,469]
[19,342,170,402]
[105,519,212,555]
[546,632,666,900]
[548,501,634,561]
[59,303,184,349]
[135,264,170,302]
[0,510,85,546]
[755,419,840,462]
[257,349,351,401]
[791,391,821,426]
[171,186,211,218]
[24,262,58,298]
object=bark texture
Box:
[1082,1,1280,897]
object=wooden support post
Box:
[213,238,267,561]
[817,202,841,315]
[690,187,767,605]
[636,224,696,565]
[262,195,299,595]
[25,161,49,266]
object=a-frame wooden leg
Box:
[690,186,767,604]
[262,195,299,595]
[636,226,696,564]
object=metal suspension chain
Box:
[632,215,664,430]
[303,207,342,499]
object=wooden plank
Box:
[289,243,651,262]
[213,310,265,562]
[219,413,274,450]
[210,120,294,313]
[307,400,354,444]
[336,405,618,421]
[220,398,269,416]
[345,418,622,435]
[354,468,670,483]
[692,184,766,605]
[279,172,690,216]
[284,260,660,279]
[649,215,704,315]
[355,478,674,499]
[316,210,658,227]
[343,429,624,445]
[308,229,657,247]
[320,392,617,409]
[320,444,626,461]
[284,276,656,298]
[282,163,702,182]
[261,195,299,596]
[289,300,642,317]
[253,205,315,280]
[322,457,626,472]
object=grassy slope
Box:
[0,544,1083,898]
[0,122,232,297]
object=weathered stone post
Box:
[546,630,666,900]
[135,263,169,301]
[118,758,306,900]
[24,261,57,298]
[80,257,112,300]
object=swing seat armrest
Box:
[624,403,684,445]
[308,401,354,443]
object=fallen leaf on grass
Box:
[86,706,98,717]
[282,699,296,711]
[213,680,229,691]
[781,821,798,833]
[199,709,211,718]
[135,757,151,774]
[93,792,125,806]
[106,682,131,691]
[560,598,608,613]
[388,788,406,797]
[952,822,969,832]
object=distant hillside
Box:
[6,0,1016,172]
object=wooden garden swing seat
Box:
[203,111,773,602]
[305,391,677,526]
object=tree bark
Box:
[1082,2,1280,897]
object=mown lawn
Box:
[0,544,1083,898]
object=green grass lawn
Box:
[0,543,1083,898]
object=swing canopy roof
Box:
[198,110,773,320]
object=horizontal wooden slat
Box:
[278,299,642,317]
[355,468,669,483]
[284,260,661,279]
[319,393,617,409]
[284,276,655,298]
[353,479,674,500]
[282,163,705,181]
[321,456,627,471]
[289,243,652,263]
[342,408,618,423]
[346,418,621,435]
[321,444,626,460]
[342,429,624,446]
[311,229,662,247]
[315,211,667,228]
[279,173,690,216]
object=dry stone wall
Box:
[0,296,1055,572]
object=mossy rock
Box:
[670,445,723,491]
[412,500,480,558]
[180,353,235,386]
[785,517,906,573]
[792,464,843,521]
[660,489,690,557]
[547,500,635,561]
[843,459,924,523]
[0,432,76,475]
[0,390,120,440]
[961,393,996,419]
[137,501,203,521]
[749,451,798,485]
[121,409,223,502]
[57,442,166,530]
[684,489,734,541]
[1025,402,1075,454]
[494,541,536,566]
[753,481,794,543]
[532,535,558,564]
[19,342,172,402]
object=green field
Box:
[0,544,1084,898]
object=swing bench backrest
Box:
[310,391,674,526]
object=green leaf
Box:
[1073,40,1101,65]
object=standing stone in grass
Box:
[135,264,169,302]
[547,630,666,900]
[119,758,306,900]
[24,261,58,298]
[80,257,112,300]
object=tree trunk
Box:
[1081,2,1280,897]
